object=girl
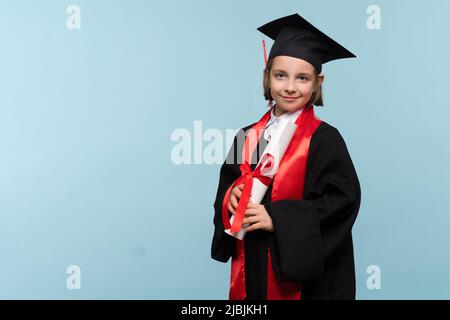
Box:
[211,13,361,300]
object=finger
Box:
[228,202,235,215]
[230,195,238,210]
[238,184,244,190]
[245,209,258,216]
[247,202,258,208]
[243,217,259,225]
[245,222,262,233]
[236,188,242,198]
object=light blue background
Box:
[0,0,449,299]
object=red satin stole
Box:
[226,105,322,300]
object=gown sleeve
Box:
[264,126,361,282]
[211,133,241,262]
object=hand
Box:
[242,201,274,233]
[228,184,244,215]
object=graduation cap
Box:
[257,13,356,73]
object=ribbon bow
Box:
[222,153,275,233]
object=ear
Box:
[318,73,325,86]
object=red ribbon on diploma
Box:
[221,109,272,234]
[222,152,275,233]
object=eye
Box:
[274,73,286,79]
[298,76,309,81]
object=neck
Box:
[273,104,287,117]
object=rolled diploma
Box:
[225,118,298,240]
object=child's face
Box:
[269,55,324,113]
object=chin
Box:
[278,102,305,112]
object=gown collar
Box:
[265,105,304,129]
[263,105,303,141]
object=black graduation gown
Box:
[211,120,361,300]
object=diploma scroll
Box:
[225,118,298,240]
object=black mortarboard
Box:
[257,13,356,73]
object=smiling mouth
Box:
[281,96,300,99]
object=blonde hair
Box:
[263,57,324,108]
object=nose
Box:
[284,79,296,95]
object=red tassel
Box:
[262,39,268,66]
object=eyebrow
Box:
[272,69,313,76]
